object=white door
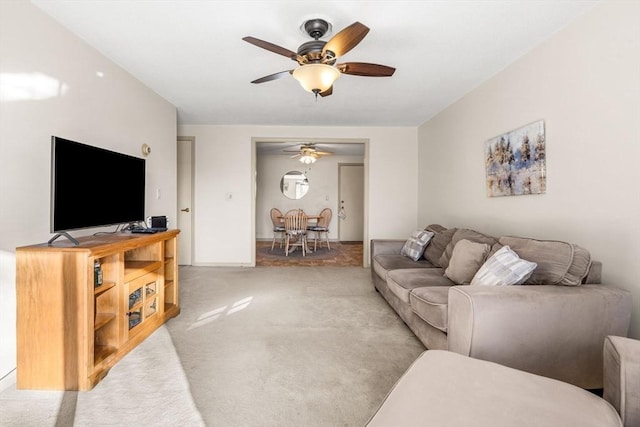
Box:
[338,164,364,242]
[177,138,193,265]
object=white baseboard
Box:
[0,369,16,392]
[191,262,254,267]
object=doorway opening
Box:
[253,138,369,267]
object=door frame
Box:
[251,137,369,268]
[177,136,195,265]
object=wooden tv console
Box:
[16,230,180,391]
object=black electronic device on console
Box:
[147,216,168,232]
[131,228,157,234]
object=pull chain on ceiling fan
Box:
[243,18,395,99]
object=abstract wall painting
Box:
[485,120,546,197]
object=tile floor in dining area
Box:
[255,240,364,266]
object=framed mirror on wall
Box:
[280,171,309,200]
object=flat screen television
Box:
[50,136,146,243]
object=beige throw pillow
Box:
[439,229,497,269]
[444,239,491,285]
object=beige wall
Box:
[417,0,640,338]
[0,2,177,381]
[178,125,418,266]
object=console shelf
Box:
[94,313,116,330]
[94,345,117,366]
[124,260,163,282]
[94,281,116,295]
[16,229,180,391]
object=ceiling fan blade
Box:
[337,62,396,77]
[322,22,369,58]
[242,36,298,61]
[251,70,293,84]
[285,145,311,153]
[319,86,333,97]
[315,151,333,156]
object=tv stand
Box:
[47,232,80,246]
[16,230,180,390]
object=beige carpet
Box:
[73,326,205,426]
[168,266,425,426]
[0,326,204,427]
[0,266,425,426]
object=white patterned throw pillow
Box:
[401,230,435,262]
[471,245,537,286]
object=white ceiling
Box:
[32,0,597,127]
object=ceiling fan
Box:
[285,144,334,164]
[243,18,395,98]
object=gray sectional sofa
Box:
[370,224,632,389]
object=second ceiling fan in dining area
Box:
[285,144,333,164]
[243,18,396,98]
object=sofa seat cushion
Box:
[372,254,436,280]
[366,350,622,427]
[386,268,451,304]
[498,236,591,286]
[410,286,453,332]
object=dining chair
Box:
[307,207,332,251]
[270,208,286,250]
[284,209,308,256]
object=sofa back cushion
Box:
[423,226,457,267]
[424,223,447,234]
[498,236,591,286]
[439,229,497,269]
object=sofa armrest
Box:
[447,284,632,389]
[370,239,405,258]
[604,336,640,427]
[585,260,603,284]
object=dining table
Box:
[277,214,322,223]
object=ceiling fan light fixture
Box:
[299,153,318,164]
[292,64,340,94]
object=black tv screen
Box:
[51,136,146,233]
